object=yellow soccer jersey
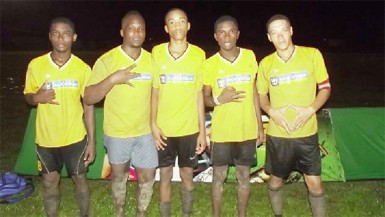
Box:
[87,46,153,137]
[152,43,205,137]
[23,53,91,147]
[203,48,259,142]
[257,46,330,138]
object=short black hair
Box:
[121,10,145,28]
[164,8,188,24]
[266,14,291,32]
[214,15,238,32]
[50,17,75,33]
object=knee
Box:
[267,176,283,190]
[308,187,324,196]
[42,173,60,189]
[305,176,323,195]
[159,167,173,183]
[111,171,129,182]
[267,180,283,192]
[237,175,250,190]
[213,167,227,182]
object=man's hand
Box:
[83,139,96,167]
[217,86,245,104]
[256,129,265,147]
[110,64,140,86]
[151,124,167,150]
[269,105,292,134]
[33,82,60,105]
[195,132,207,155]
[291,105,316,132]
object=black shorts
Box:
[158,133,199,168]
[265,134,321,178]
[36,136,88,175]
[211,139,257,167]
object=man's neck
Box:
[219,47,239,63]
[121,45,141,60]
[168,40,188,59]
[51,51,71,67]
[277,45,295,62]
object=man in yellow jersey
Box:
[257,14,331,217]
[151,8,207,217]
[84,11,157,217]
[23,17,95,217]
[202,15,264,217]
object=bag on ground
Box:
[0,172,35,204]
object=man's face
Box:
[49,22,76,53]
[214,20,240,52]
[120,15,146,48]
[267,19,293,51]
[164,9,190,41]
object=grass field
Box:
[0,51,384,216]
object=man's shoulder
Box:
[259,52,276,64]
[97,46,121,61]
[29,53,50,65]
[297,45,319,54]
[205,52,219,64]
[152,43,167,53]
[71,54,91,69]
[188,43,205,55]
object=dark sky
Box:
[1,0,384,53]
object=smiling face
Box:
[267,19,293,52]
[214,20,240,52]
[120,14,146,48]
[49,22,77,53]
[164,9,190,41]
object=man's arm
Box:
[196,90,207,154]
[260,94,292,134]
[24,82,60,106]
[150,88,167,150]
[203,85,216,107]
[291,88,331,131]
[253,84,264,145]
[84,64,139,105]
[203,85,245,107]
[82,100,96,167]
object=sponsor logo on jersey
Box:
[131,73,152,81]
[49,80,79,89]
[159,74,195,84]
[270,71,308,86]
[216,74,251,88]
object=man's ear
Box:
[267,33,272,42]
[73,33,78,42]
[120,29,124,38]
[164,25,169,33]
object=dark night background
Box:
[1,0,384,56]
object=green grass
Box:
[0,178,384,217]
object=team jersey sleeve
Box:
[202,58,215,88]
[256,59,269,95]
[249,50,258,81]
[151,47,160,89]
[87,58,109,87]
[195,50,206,91]
[313,49,330,84]
[23,61,40,94]
[81,65,92,97]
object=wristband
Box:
[213,96,221,106]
